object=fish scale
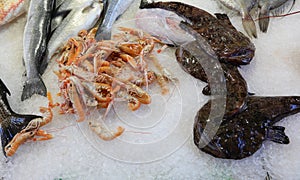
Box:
[0,0,26,26]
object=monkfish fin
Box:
[266,126,290,144]
[21,76,47,101]
[0,79,11,96]
[242,13,257,38]
[215,13,235,30]
[139,0,153,9]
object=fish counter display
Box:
[0,0,300,179]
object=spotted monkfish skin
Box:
[0,0,26,26]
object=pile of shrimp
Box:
[54,27,176,140]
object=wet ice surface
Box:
[0,0,300,179]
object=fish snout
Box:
[226,48,255,65]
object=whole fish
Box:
[0,0,27,26]
[95,0,134,41]
[135,8,195,45]
[194,96,300,159]
[258,0,295,32]
[140,1,255,65]
[217,0,258,38]
[40,0,102,74]
[21,0,55,101]
[0,79,42,156]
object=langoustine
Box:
[0,79,54,156]
[55,27,174,140]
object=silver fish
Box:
[217,0,258,38]
[95,0,134,40]
[40,0,102,74]
[21,0,55,101]
[258,0,295,32]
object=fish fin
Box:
[94,0,108,28]
[0,79,11,96]
[38,49,49,75]
[21,76,47,101]
[242,14,257,38]
[95,0,111,41]
[272,0,296,16]
[266,126,290,144]
[259,7,270,33]
[50,10,71,34]
[39,61,48,75]
[215,13,235,29]
[287,0,296,13]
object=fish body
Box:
[21,0,55,101]
[258,0,294,32]
[0,79,42,156]
[140,1,255,65]
[0,0,26,26]
[194,96,300,159]
[51,0,97,31]
[175,48,248,117]
[41,0,102,74]
[217,0,258,38]
[135,9,194,45]
[95,0,134,41]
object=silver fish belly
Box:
[95,0,134,41]
[21,0,54,101]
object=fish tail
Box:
[266,126,289,144]
[242,14,257,38]
[95,28,111,41]
[21,76,47,101]
[258,8,270,33]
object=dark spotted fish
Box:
[176,47,248,117]
[140,1,255,65]
[194,96,300,159]
[0,79,42,156]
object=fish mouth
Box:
[222,48,255,65]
